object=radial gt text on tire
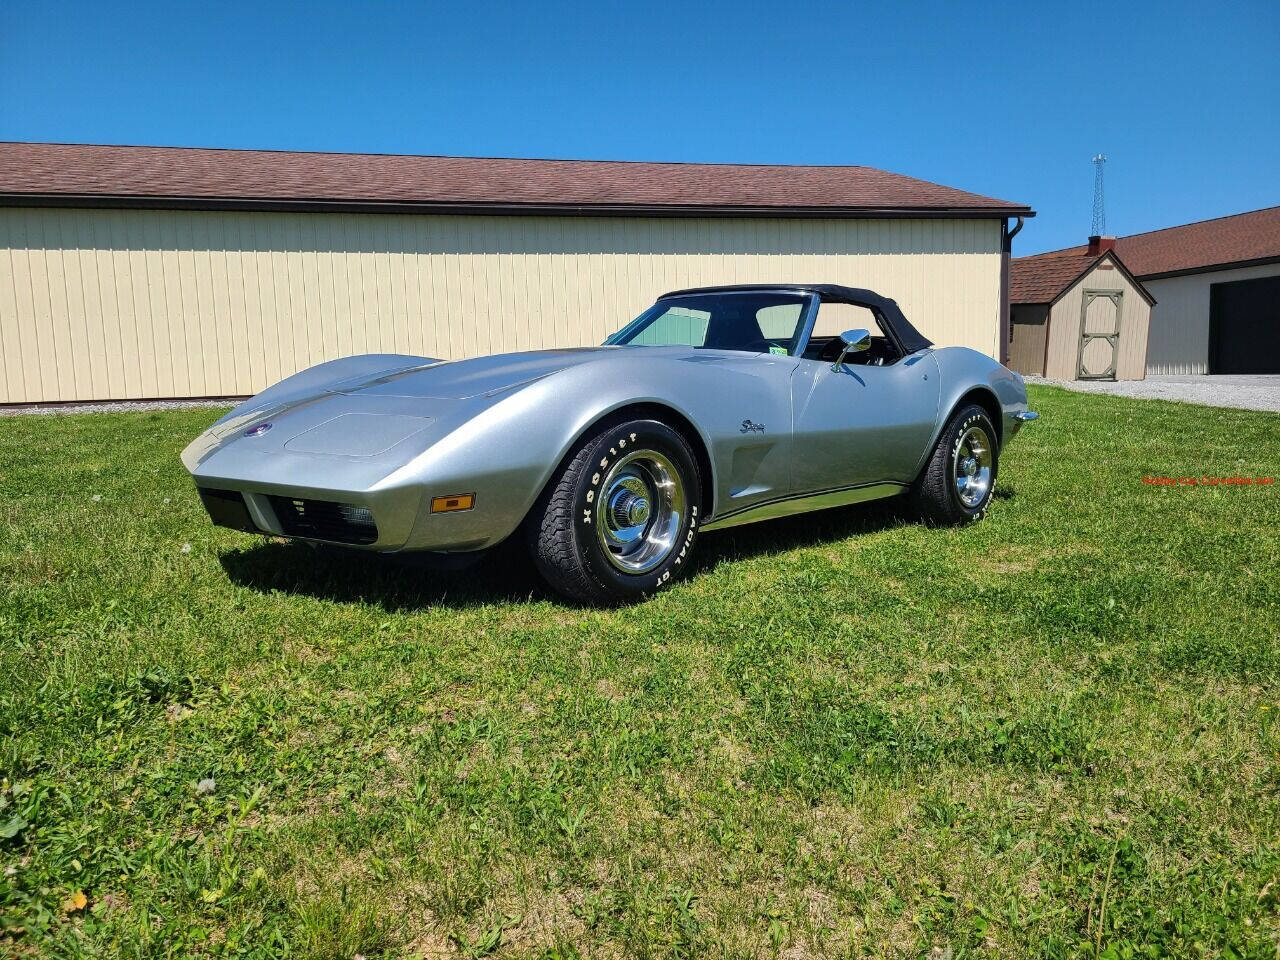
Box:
[909,402,999,525]
[526,417,702,604]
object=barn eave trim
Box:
[0,192,1036,220]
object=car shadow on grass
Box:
[693,498,908,572]
[220,485,1018,609]
[219,537,551,611]
[681,481,1016,573]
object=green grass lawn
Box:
[1,385,1278,959]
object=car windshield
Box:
[605,291,812,355]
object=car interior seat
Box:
[703,306,768,352]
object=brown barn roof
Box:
[1025,206,1280,279]
[0,142,1033,218]
[1010,249,1154,306]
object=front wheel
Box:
[525,418,702,605]
[909,403,999,525]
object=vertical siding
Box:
[1143,262,1280,375]
[0,208,1002,403]
[1044,257,1151,380]
[1008,304,1049,376]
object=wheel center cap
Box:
[962,456,978,477]
[627,497,650,525]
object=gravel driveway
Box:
[1030,375,1280,413]
[0,398,239,417]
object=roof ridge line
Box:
[0,141,889,171]
[1105,203,1280,241]
[1020,203,1280,257]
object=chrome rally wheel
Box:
[595,450,685,574]
[952,424,994,509]
[526,418,702,605]
[909,403,999,525]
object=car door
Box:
[790,303,940,493]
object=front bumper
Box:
[193,462,526,554]
[185,394,454,550]
[194,480,418,549]
[1006,408,1040,441]
[185,395,542,554]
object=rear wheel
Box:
[910,403,998,525]
[526,418,702,605]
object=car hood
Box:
[184,348,622,469]
[186,344,745,469]
[339,347,619,400]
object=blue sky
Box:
[2,0,1276,253]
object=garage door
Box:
[1209,275,1280,374]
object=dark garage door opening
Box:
[1209,275,1280,374]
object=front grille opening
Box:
[197,487,260,534]
[267,496,378,545]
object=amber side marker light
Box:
[431,493,475,513]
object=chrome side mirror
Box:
[831,328,872,370]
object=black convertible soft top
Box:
[657,283,933,356]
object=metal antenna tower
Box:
[1091,154,1107,235]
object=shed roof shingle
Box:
[1010,249,1155,306]
[1009,251,1107,304]
[0,142,1033,217]
[1024,206,1280,279]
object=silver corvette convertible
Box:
[183,284,1037,603]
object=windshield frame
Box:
[605,290,820,356]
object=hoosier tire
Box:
[909,403,999,526]
[525,418,702,605]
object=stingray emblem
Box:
[740,419,766,434]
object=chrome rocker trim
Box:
[700,481,907,532]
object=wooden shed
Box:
[1015,207,1280,375]
[1009,238,1154,380]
